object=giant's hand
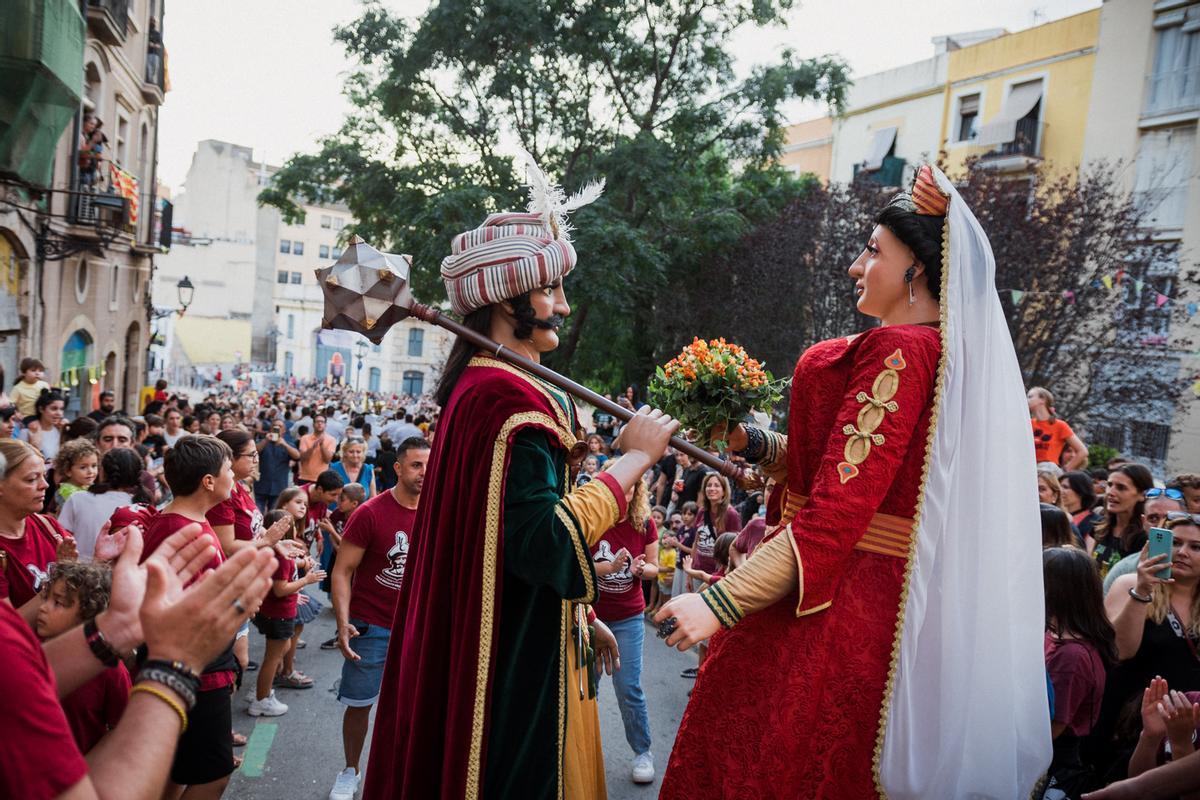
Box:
[654,592,720,651]
[615,407,679,463]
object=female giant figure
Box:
[656,166,1051,799]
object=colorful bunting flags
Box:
[1011,290,1025,304]
[1062,290,1075,304]
[1188,303,1198,317]
[1102,275,1114,291]
[1156,293,1170,308]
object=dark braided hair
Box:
[876,204,945,300]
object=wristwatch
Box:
[1128,587,1153,604]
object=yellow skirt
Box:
[563,632,607,800]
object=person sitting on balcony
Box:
[146,19,163,87]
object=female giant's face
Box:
[848,224,918,320]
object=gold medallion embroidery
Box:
[836,349,906,484]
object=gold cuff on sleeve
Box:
[561,479,623,547]
[716,531,802,617]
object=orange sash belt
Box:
[779,492,914,559]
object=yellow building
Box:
[940,10,1100,177]
[779,117,833,182]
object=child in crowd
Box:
[53,438,100,511]
[646,505,668,614]
[275,488,320,687]
[319,483,366,630]
[249,509,326,717]
[667,502,698,598]
[1041,546,1115,797]
[34,560,130,753]
[681,531,738,588]
[10,357,49,419]
[651,510,682,616]
[576,455,600,487]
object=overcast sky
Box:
[156,0,1101,191]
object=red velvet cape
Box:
[362,358,580,800]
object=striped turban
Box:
[440,211,578,316]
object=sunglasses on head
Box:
[1166,512,1200,528]
[1146,488,1185,501]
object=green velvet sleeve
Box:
[502,428,598,603]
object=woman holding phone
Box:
[1105,513,1200,689]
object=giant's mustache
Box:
[531,314,565,330]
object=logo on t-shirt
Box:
[376,530,410,590]
[593,539,634,594]
[695,524,716,559]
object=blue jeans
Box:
[603,613,652,755]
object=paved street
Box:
[228,597,696,799]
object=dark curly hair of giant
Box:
[435,291,542,407]
[876,204,945,300]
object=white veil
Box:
[878,167,1052,798]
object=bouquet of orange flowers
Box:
[647,338,786,451]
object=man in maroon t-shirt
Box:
[326,436,429,800]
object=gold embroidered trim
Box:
[556,600,568,800]
[837,349,907,484]
[795,599,832,617]
[555,504,597,604]
[469,355,578,446]
[465,410,576,800]
[872,202,951,798]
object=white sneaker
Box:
[631,751,655,784]
[329,767,360,800]
[247,691,289,717]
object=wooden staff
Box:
[404,302,747,483]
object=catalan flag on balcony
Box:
[109,163,140,226]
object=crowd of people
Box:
[2,344,1200,800]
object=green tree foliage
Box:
[259,0,849,387]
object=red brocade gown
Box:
[660,324,941,800]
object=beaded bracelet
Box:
[734,425,766,463]
[141,659,201,689]
[83,618,121,668]
[137,666,198,711]
[131,683,189,733]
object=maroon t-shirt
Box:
[206,482,263,543]
[141,512,234,691]
[0,514,69,608]
[1045,633,1106,737]
[61,661,130,753]
[343,491,417,628]
[107,503,158,535]
[734,517,767,558]
[342,491,417,629]
[0,602,89,798]
[259,557,297,620]
[303,484,329,549]
[590,518,658,622]
[691,506,742,573]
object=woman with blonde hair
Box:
[331,437,376,500]
[0,439,73,623]
[589,466,659,784]
[1038,469,1067,510]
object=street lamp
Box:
[355,339,369,390]
[150,275,198,320]
[176,276,195,315]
